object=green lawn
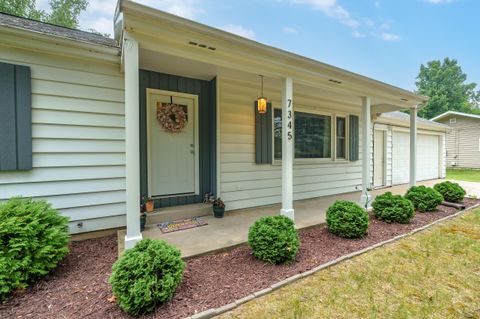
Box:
[447,168,480,183]
[219,208,480,319]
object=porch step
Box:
[146,203,212,225]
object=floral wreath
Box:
[157,102,187,133]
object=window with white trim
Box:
[273,109,336,160]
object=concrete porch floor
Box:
[118,179,480,258]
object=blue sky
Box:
[38,0,479,92]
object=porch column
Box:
[124,33,142,249]
[409,107,418,187]
[360,96,372,208]
[281,77,294,220]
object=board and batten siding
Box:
[219,77,364,211]
[0,44,125,234]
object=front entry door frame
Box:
[146,88,200,198]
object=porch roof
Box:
[115,0,428,111]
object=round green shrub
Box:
[0,197,69,301]
[248,215,300,264]
[404,186,444,212]
[109,239,185,315]
[326,200,369,238]
[372,192,415,224]
[433,181,466,203]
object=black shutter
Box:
[254,101,272,164]
[0,62,32,171]
[349,114,359,161]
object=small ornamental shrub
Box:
[248,215,300,264]
[0,197,69,301]
[372,192,415,224]
[434,181,466,203]
[109,239,185,315]
[326,200,369,238]
[404,186,443,212]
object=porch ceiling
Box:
[140,49,407,110]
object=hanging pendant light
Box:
[257,75,267,114]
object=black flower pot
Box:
[140,213,147,231]
[213,206,225,218]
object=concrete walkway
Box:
[118,179,480,258]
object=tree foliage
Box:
[415,58,480,119]
[0,0,87,29]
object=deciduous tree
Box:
[415,58,480,119]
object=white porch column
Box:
[124,33,142,249]
[281,77,294,220]
[409,107,418,187]
[360,96,372,208]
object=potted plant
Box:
[145,196,155,213]
[140,212,147,231]
[140,196,147,231]
[212,198,225,218]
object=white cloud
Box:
[352,30,366,38]
[282,26,298,34]
[425,0,455,3]
[379,32,400,41]
[364,18,375,28]
[221,24,256,39]
[136,0,204,19]
[291,0,359,29]
[72,0,204,36]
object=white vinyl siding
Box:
[441,116,480,169]
[219,77,363,211]
[0,44,125,234]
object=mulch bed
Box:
[1,198,479,319]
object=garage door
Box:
[392,132,439,185]
[417,134,439,181]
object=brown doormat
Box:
[158,217,208,233]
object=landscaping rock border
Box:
[186,202,480,319]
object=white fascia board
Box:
[119,0,427,106]
[431,110,480,122]
[0,26,120,64]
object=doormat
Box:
[158,217,208,233]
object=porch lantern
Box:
[257,75,267,114]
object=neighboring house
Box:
[432,111,480,168]
[372,112,448,188]
[0,1,436,248]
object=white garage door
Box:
[392,132,440,185]
[417,134,439,181]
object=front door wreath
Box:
[156,102,187,133]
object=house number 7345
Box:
[287,99,293,140]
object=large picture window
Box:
[274,109,332,159]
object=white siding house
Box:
[0,2,434,247]
[432,111,480,169]
[0,15,125,233]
